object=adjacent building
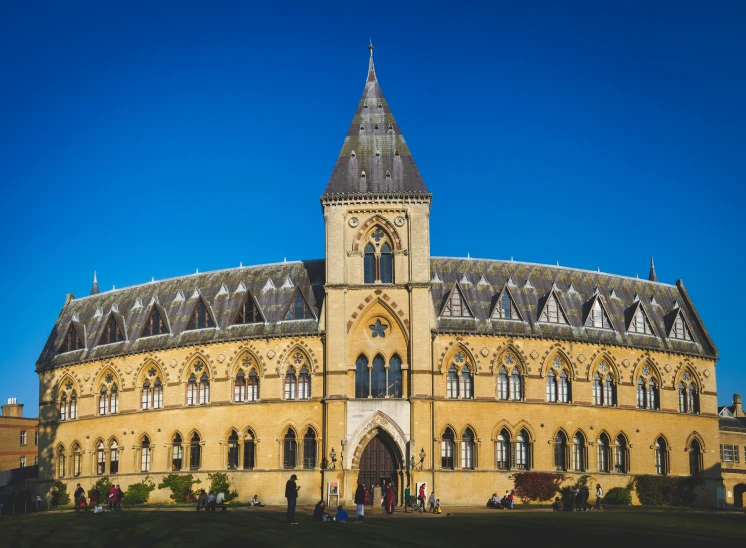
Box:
[0,399,39,471]
[35,45,722,506]
[719,394,746,507]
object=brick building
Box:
[0,399,39,471]
[35,44,724,506]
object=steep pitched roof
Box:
[323,43,429,197]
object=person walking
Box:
[595,484,603,511]
[404,485,411,513]
[428,492,436,513]
[418,484,426,511]
[285,474,300,524]
[354,482,366,522]
[573,487,582,511]
[509,490,515,509]
[581,485,590,512]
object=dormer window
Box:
[186,298,215,330]
[100,315,124,345]
[61,324,83,352]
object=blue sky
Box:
[1,1,744,412]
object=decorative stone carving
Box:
[552,357,562,369]
[530,350,539,359]
[683,372,691,381]
[267,350,276,359]
[622,359,630,368]
[125,366,132,374]
[83,373,90,381]
[703,369,710,378]
[394,216,405,227]
[504,355,515,366]
[577,354,585,363]
[664,364,671,373]
[349,217,359,228]
[642,366,651,377]
[217,354,226,363]
[598,362,608,373]
[480,347,489,357]
[170,359,178,368]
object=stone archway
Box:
[356,430,402,505]
[734,484,746,508]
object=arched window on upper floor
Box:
[59,393,68,421]
[461,428,475,470]
[98,382,118,415]
[199,373,210,405]
[227,430,239,470]
[498,368,509,400]
[636,365,659,410]
[597,433,610,473]
[593,369,616,406]
[283,430,297,469]
[678,372,699,414]
[614,435,629,473]
[447,366,459,399]
[461,366,473,399]
[187,374,198,406]
[546,357,572,403]
[689,439,703,476]
[441,428,455,470]
[303,428,317,469]
[363,229,394,284]
[496,429,510,470]
[573,432,586,472]
[655,437,668,475]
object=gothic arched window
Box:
[298,367,311,400]
[498,367,509,400]
[558,371,570,403]
[141,436,151,473]
[461,428,475,470]
[99,385,108,415]
[355,355,369,398]
[678,382,687,413]
[573,432,586,472]
[516,430,530,470]
[227,430,239,470]
[689,439,702,476]
[69,391,77,419]
[153,378,163,408]
[244,430,256,470]
[285,367,297,400]
[496,429,510,470]
[371,354,386,398]
[447,366,459,399]
[379,243,393,283]
[648,379,659,410]
[637,378,646,408]
[510,368,522,400]
[390,354,403,398]
[199,373,210,405]
[554,432,567,471]
[597,434,610,473]
[687,384,699,414]
[283,430,297,469]
[96,441,106,475]
[247,369,259,401]
[72,443,81,477]
[364,244,376,284]
[592,373,602,405]
[60,393,68,421]
[235,370,246,402]
[546,370,557,402]
[362,229,395,284]
[441,428,454,470]
[461,366,473,399]
[57,446,66,478]
[187,374,198,406]
[189,433,201,471]
[615,435,628,473]
[172,434,183,471]
[142,380,152,410]
[655,437,668,475]
[303,428,316,469]
[110,441,119,474]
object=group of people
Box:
[313,500,349,523]
[73,483,123,512]
[487,490,516,510]
[195,490,228,512]
[571,484,604,512]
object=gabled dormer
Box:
[440,283,474,319]
[99,313,126,345]
[627,301,656,336]
[141,302,170,337]
[186,296,217,330]
[490,285,522,321]
[283,288,315,321]
[583,295,614,330]
[233,291,266,325]
[668,308,694,342]
[538,289,569,325]
[59,321,85,353]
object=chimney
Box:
[734,393,745,418]
[1,398,24,417]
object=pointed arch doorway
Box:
[356,430,403,505]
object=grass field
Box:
[0,506,744,547]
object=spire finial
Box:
[90,270,99,295]
[648,257,658,282]
[369,38,374,57]
[367,40,377,83]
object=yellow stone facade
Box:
[35,51,724,508]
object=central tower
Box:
[321,43,434,484]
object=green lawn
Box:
[1,507,744,547]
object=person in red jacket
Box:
[418,484,426,511]
[107,485,118,511]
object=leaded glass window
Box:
[573,433,586,472]
[461,429,475,469]
[630,306,654,334]
[585,300,611,329]
[498,367,509,400]
[187,374,198,405]
[142,307,169,336]
[689,439,702,476]
[443,287,472,317]
[235,371,246,402]
[298,366,310,400]
[540,294,567,324]
[110,441,119,474]
[604,374,614,406]
[172,435,183,471]
[637,378,646,408]
[592,373,603,405]
[597,434,609,473]
[97,442,106,475]
[510,368,522,400]
[496,430,510,470]
[671,314,693,341]
[687,384,698,414]
[283,430,296,469]
[655,437,667,475]
[647,379,658,410]
[447,365,459,399]
[558,371,570,403]
[199,373,210,404]
[461,366,473,399]
[236,294,262,324]
[99,386,108,415]
[62,324,82,352]
[142,380,152,410]
[69,391,77,419]
[285,291,314,320]
[101,315,124,345]
[153,378,163,408]
[554,432,567,471]
[247,370,259,401]
[380,243,393,283]
[441,428,454,469]
[303,429,316,469]
[364,244,376,284]
[390,354,403,398]
[186,299,215,330]
[516,430,529,470]
[189,433,201,470]
[141,437,151,472]
[72,444,81,477]
[678,382,687,412]
[371,355,386,398]
[227,431,239,470]
[285,367,297,400]
[546,370,557,402]
[615,435,628,473]
[243,433,255,469]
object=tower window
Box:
[363,230,394,284]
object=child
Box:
[335,505,348,523]
[428,492,436,513]
[434,499,442,513]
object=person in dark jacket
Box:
[313,500,329,521]
[116,485,124,511]
[354,483,366,522]
[285,474,300,524]
[581,485,590,512]
[74,484,85,507]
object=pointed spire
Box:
[368,39,376,83]
[648,257,658,282]
[90,271,99,295]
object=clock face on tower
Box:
[349,217,359,228]
[395,216,405,226]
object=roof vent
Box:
[350,150,356,157]
[477,275,490,286]
[235,281,247,294]
[395,150,400,157]
[431,272,443,283]
[360,124,364,131]
[94,307,103,319]
[506,276,517,288]
[385,171,391,179]
[174,291,185,304]
[568,283,579,294]
[363,104,369,109]
[133,298,143,310]
[459,274,471,285]
[609,288,620,300]
[361,171,366,178]
[190,289,200,300]
[72,312,80,322]
[593,285,600,296]
[281,277,294,289]
[524,278,534,289]
[262,278,276,292]
[552,281,561,292]
[378,102,383,108]
[672,299,680,309]
[388,124,393,131]
[633,292,640,302]
[216,284,229,297]
[374,124,379,130]
[650,295,658,306]
[375,150,380,157]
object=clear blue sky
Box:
[1,1,744,413]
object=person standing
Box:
[581,485,590,512]
[385,483,395,514]
[595,484,603,511]
[116,485,124,511]
[354,482,366,522]
[428,492,436,513]
[74,484,85,507]
[285,474,300,524]
[107,484,118,511]
[509,490,515,509]
[418,484,426,511]
[404,485,411,513]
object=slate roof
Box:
[323,43,430,197]
[431,257,717,359]
[719,413,746,433]
[37,261,325,370]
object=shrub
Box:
[510,472,568,503]
[603,486,632,506]
[50,481,70,506]
[158,474,201,504]
[207,472,238,502]
[124,476,156,505]
[89,476,113,501]
[633,475,702,507]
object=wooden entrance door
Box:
[358,433,399,504]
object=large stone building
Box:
[719,394,746,507]
[36,46,724,506]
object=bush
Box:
[158,474,201,504]
[510,472,568,503]
[603,486,632,506]
[89,476,113,500]
[207,473,238,502]
[124,476,156,505]
[50,481,70,506]
[633,475,702,507]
